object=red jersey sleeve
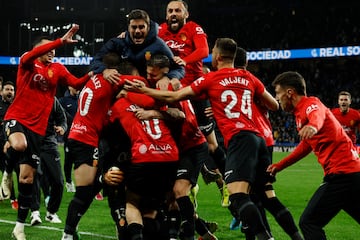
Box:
[305,99,326,132]
[182,36,209,64]
[57,65,90,89]
[122,75,158,108]
[126,92,155,108]
[274,141,312,171]
[21,38,63,66]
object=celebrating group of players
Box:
[2,1,360,240]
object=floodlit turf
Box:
[0,149,359,239]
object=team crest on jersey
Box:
[48,69,53,78]
[180,33,187,41]
[139,144,148,154]
[145,51,151,61]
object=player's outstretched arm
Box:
[124,79,195,103]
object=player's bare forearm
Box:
[164,108,185,120]
[124,79,179,103]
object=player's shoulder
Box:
[158,23,166,34]
[186,21,203,28]
[349,107,360,113]
[180,22,204,35]
[330,108,338,113]
[48,62,67,71]
[301,96,325,110]
[348,107,360,116]
[159,22,167,30]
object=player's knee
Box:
[173,179,191,198]
[207,143,218,153]
[263,184,276,198]
[74,185,95,208]
[9,135,27,152]
[19,173,34,184]
[228,192,251,219]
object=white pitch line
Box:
[0,219,116,239]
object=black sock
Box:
[264,197,301,239]
[229,193,271,239]
[5,147,23,173]
[64,185,94,234]
[176,196,195,238]
[143,217,160,240]
[127,223,143,240]
[17,182,32,223]
[167,209,181,238]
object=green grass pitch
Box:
[0,149,359,239]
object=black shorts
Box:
[4,120,42,168]
[225,131,273,186]
[68,139,99,169]
[125,162,177,210]
[190,99,215,136]
[177,142,208,185]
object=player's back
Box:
[69,74,117,147]
[111,98,179,164]
[191,68,264,146]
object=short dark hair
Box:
[338,91,351,99]
[215,38,237,61]
[147,54,170,69]
[103,53,121,69]
[168,0,189,11]
[118,61,138,75]
[272,71,306,96]
[235,47,247,68]
[102,53,138,75]
[32,36,53,48]
[3,81,14,88]
[127,9,150,26]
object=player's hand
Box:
[117,31,126,39]
[103,69,121,85]
[173,56,186,66]
[204,106,214,118]
[266,164,279,176]
[104,168,124,186]
[116,89,128,99]
[169,78,181,91]
[3,141,10,154]
[61,24,79,44]
[54,126,65,136]
[156,77,170,90]
[134,108,154,120]
[124,79,146,92]
[298,125,317,140]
